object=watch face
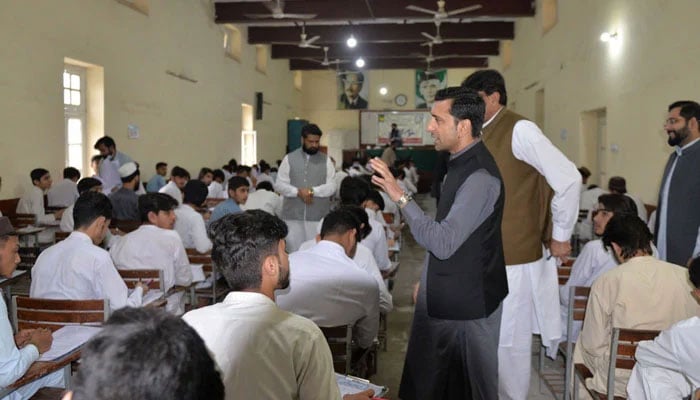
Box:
[395,94,407,106]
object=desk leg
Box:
[62,364,72,389]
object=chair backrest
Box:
[11,213,36,229]
[577,209,589,223]
[12,296,109,332]
[110,219,142,233]
[54,231,71,243]
[320,325,352,374]
[186,249,214,275]
[557,258,574,285]
[606,328,660,398]
[564,286,592,400]
[117,269,165,291]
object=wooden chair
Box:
[558,258,575,285]
[561,286,591,400]
[11,296,109,333]
[573,328,660,400]
[117,269,164,291]
[10,213,36,229]
[54,231,70,243]
[187,249,231,305]
[320,325,352,374]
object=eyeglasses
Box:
[665,117,685,126]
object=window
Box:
[241,104,257,166]
[63,66,87,173]
[224,24,242,61]
[255,45,268,74]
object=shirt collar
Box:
[223,291,275,306]
[69,231,94,244]
[449,138,482,161]
[313,240,349,258]
[481,106,504,129]
[675,137,700,156]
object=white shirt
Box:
[30,232,142,311]
[59,204,74,233]
[363,209,391,271]
[275,153,336,199]
[256,173,273,185]
[99,151,133,194]
[183,292,341,400]
[300,240,392,314]
[46,179,79,207]
[16,186,55,225]
[627,316,700,399]
[241,189,282,217]
[174,205,212,254]
[110,225,192,314]
[276,241,380,348]
[397,179,417,196]
[626,193,648,222]
[159,181,183,205]
[484,108,581,242]
[0,295,38,388]
[379,191,400,226]
[207,181,227,199]
[332,170,348,199]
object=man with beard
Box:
[655,101,700,266]
[183,210,374,400]
[275,123,336,252]
[94,136,134,194]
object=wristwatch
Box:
[396,192,413,208]
[308,187,314,196]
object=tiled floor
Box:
[374,194,560,399]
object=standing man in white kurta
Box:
[94,136,134,195]
[463,70,581,399]
[275,123,335,252]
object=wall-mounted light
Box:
[355,57,365,68]
[379,87,388,96]
[599,31,618,43]
[346,35,357,48]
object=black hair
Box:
[77,178,103,194]
[228,158,238,169]
[138,193,178,223]
[212,169,225,182]
[321,208,361,242]
[156,162,168,170]
[597,193,638,217]
[171,166,190,179]
[340,177,370,206]
[71,307,224,400]
[63,167,81,180]
[607,176,627,194]
[92,155,103,164]
[94,136,116,150]
[578,167,591,179]
[256,181,274,192]
[198,167,214,180]
[259,161,271,173]
[601,214,653,260]
[208,210,288,291]
[301,123,323,138]
[461,69,508,106]
[689,257,700,289]
[236,165,252,174]
[668,100,700,123]
[340,205,372,241]
[30,168,50,184]
[434,87,485,138]
[228,176,250,192]
[366,190,385,211]
[73,191,113,229]
[183,180,209,206]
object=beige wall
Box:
[498,0,700,203]
[0,0,300,198]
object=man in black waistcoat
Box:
[370,87,508,400]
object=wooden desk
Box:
[0,270,28,302]
[0,348,79,398]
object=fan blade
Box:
[244,14,276,19]
[446,4,482,16]
[406,5,439,16]
[433,54,458,60]
[280,13,317,19]
[305,35,321,44]
[410,52,428,58]
[421,32,436,41]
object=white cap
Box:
[118,162,138,178]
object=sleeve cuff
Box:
[552,226,574,242]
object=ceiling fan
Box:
[273,25,321,48]
[421,21,444,45]
[245,0,317,20]
[406,0,482,21]
[311,47,346,67]
[412,43,458,64]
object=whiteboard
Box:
[360,110,432,146]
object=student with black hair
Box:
[276,207,379,349]
[110,193,192,315]
[210,176,249,223]
[31,191,147,312]
[47,166,80,207]
[17,168,65,224]
[241,181,282,217]
[174,180,212,253]
[59,177,103,233]
[573,215,700,397]
[159,166,190,205]
[146,162,168,193]
[198,167,214,186]
[207,169,228,199]
[63,307,224,400]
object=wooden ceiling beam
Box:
[289,57,489,70]
[271,41,500,59]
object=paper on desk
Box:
[38,325,102,361]
[190,264,206,283]
[335,373,387,397]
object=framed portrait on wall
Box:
[337,71,369,110]
[415,69,447,109]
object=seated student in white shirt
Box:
[277,207,380,349]
[110,193,193,315]
[241,181,282,217]
[236,165,257,193]
[30,191,148,312]
[174,180,212,254]
[62,307,224,400]
[607,176,648,222]
[47,167,80,208]
[198,167,214,187]
[208,169,228,199]
[16,168,65,226]
[0,217,62,399]
[159,166,190,205]
[627,257,700,400]
[255,161,274,185]
[394,166,417,196]
[183,210,374,400]
[338,177,392,272]
[60,177,103,232]
[299,205,392,314]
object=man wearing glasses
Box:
[656,101,700,266]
